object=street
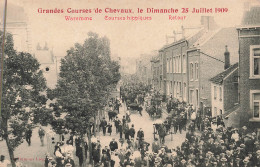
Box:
[0,99,187,167]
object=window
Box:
[171,58,174,73]
[183,83,186,101]
[190,63,194,80]
[195,63,199,80]
[219,86,222,101]
[196,89,199,106]
[172,58,174,73]
[170,81,173,94]
[176,82,179,96]
[252,91,260,118]
[183,55,186,73]
[173,57,175,73]
[166,59,169,73]
[179,56,181,73]
[214,86,217,99]
[190,90,194,104]
[250,45,260,78]
[169,58,171,73]
[167,81,170,96]
[176,57,179,73]
[170,58,172,73]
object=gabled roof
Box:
[159,27,205,51]
[209,63,238,84]
[192,28,221,47]
[189,27,239,64]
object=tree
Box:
[0,31,49,167]
[48,32,120,166]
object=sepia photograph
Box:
[0,0,260,166]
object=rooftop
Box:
[237,6,260,29]
[241,6,260,25]
[209,62,238,84]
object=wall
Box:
[187,50,200,108]
[223,68,239,112]
[200,53,224,108]
[238,28,260,127]
[211,83,224,117]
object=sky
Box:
[0,0,258,73]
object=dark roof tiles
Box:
[209,63,238,84]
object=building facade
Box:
[151,56,160,91]
[34,43,60,89]
[237,6,260,129]
[210,62,239,117]
[0,2,31,53]
[135,54,153,85]
[158,50,167,95]
[187,27,239,111]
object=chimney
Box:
[224,45,230,70]
[200,16,218,31]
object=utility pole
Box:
[0,0,8,120]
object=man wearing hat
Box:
[137,128,144,140]
[100,117,108,136]
[129,124,136,139]
[242,157,251,167]
[64,155,75,167]
[179,159,186,167]
[92,145,101,166]
[25,128,32,146]
[233,157,242,167]
[109,138,118,152]
[240,126,248,138]
[252,150,260,167]
[244,134,254,153]
[118,121,123,139]
[51,161,57,167]
[218,157,227,167]
[201,157,211,167]
[101,151,110,167]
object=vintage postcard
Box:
[0,0,260,167]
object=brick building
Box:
[187,27,239,111]
[237,6,260,130]
[158,16,217,102]
[209,58,239,118]
[151,55,160,91]
[158,50,167,95]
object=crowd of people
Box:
[3,83,260,167]
[42,83,260,167]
